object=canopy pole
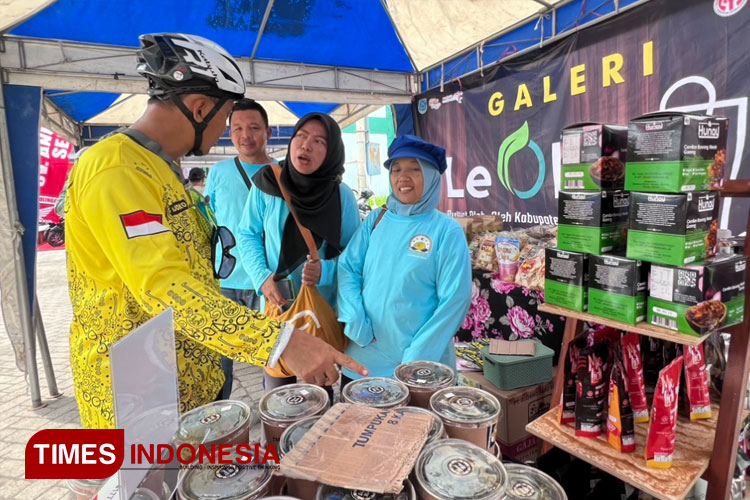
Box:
[34,295,61,399]
[0,75,45,409]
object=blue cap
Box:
[383,135,447,174]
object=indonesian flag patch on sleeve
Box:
[120,211,169,239]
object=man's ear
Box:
[183,95,213,123]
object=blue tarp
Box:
[45,91,120,122]
[11,0,412,72]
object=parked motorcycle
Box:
[356,188,373,220]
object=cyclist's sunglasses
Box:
[211,226,237,280]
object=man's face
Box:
[230,109,270,160]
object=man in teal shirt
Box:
[204,98,274,399]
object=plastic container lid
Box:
[316,480,415,500]
[394,361,455,389]
[341,377,410,408]
[178,400,251,445]
[429,387,501,424]
[414,439,507,500]
[503,464,567,500]
[178,460,272,500]
[717,228,732,239]
[259,384,329,423]
[393,406,445,444]
[279,415,321,457]
[130,488,162,500]
[66,478,108,495]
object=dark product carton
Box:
[625,112,729,192]
[544,249,589,311]
[561,123,628,190]
[558,190,629,254]
[647,254,746,336]
[626,191,719,266]
[588,255,648,324]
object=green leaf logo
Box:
[496,121,546,199]
[498,121,530,193]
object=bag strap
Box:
[270,163,320,260]
[372,207,387,232]
[234,157,254,191]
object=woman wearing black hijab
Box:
[237,112,361,391]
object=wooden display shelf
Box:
[527,403,723,500]
[538,303,709,347]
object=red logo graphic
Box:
[26,429,124,479]
[714,0,746,16]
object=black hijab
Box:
[252,112,345,280]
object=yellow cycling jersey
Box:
[65,133,282,429]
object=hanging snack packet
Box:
[607,360,636,453]
[683,344,712,420]
[642,337,663,395]
[645,356,684,469]
[575,340,610,437]
[559,333,587,425]
[621,333,649,423]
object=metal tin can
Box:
[259,384,329,449]
[178,400,252,453]
[429,387,501,450]
[502,464,567,500]
[315,480,416,500]
[279,416,322,500]
[177,460,273,500]
[341,377,410,408]
[392,406,446,446]
[394,362,455,410]
[414,439,507,500]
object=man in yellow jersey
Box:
[64,33,366,429]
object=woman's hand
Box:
[261,274,289,307]
[301,255,321,285]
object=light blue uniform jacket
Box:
[337,208,472,379]
[236,183,360,309]
[204,158,268,289]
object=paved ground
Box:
[0,249,267,499]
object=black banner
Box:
[417,0,750,235]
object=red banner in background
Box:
[39,127,73,224]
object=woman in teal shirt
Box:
[237,113,360,392]
[337,135,472,383]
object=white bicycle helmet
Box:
[136,33,246,156]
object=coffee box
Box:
[557,190,629,254]
[626,191,719,266]
[561,123,628,190]
[648,254,746,336]
[625,112,729,192]
[588,255,648,324]
[544,249,589,311]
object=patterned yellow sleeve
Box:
[76,164,280,365]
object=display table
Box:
[455,269,566,363]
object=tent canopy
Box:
[0,0,594,138]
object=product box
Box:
[625,112,729,192]
[561,123,628,190]
[648,254,747,336]
[498,435,542,463]
[588,255,648,324]
[457,370,553,444]
[544,249,589,311]
[626,191,719,266]
[557,190,629,254]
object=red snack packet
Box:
[621,333,649,423]
[559,333,587,425]
[575,340,610,437]
[684,344,712,420]
[607,360,636,453]
[645,356,684,469]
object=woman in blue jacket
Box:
[237,112,360,391]
[337,135,472,384]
